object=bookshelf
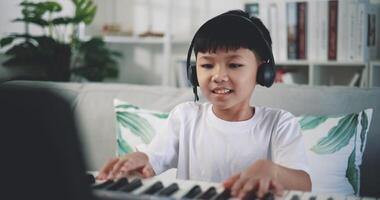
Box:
[369,61,380,87]
[79,0,379,88]
[240,0,380,88]
[79,0,174,86]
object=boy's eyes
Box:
[229,63,243,68]
[199,63,243,69]
[200,64,213,69]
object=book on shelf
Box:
[328,0,338,60]
[248,0,380,62]
[287,2,298,60]
[297,2,307,60]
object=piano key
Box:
[346,196,362,200]
[85,173,96,185]
[214,189,231,200]
[301,191,319,200]
[105,177,128,191]
[243,191,258,200]
[157,183,179,196]
[283,191,304,200]
[263,192,275,200]
[119,178,143,192]
[197,186,217,199]
[92,180,115,190]
[182,185,202,199]
[141,181,164,195]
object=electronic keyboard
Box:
[88,173,378,200]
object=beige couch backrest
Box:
[2,81,379,196]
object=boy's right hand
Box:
[96,152,155,180]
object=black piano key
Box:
[182,185,202,199]
[263,192,275,200]
[197,186,217,199]
[214,189,231,200]
[119,179,143,192]
[309,196,317,200]
[242,191,257,200]
[105,177,128,190]
[85,173,96,185]
[92,180,115,190]
[157,183,179,196]
[291,194,301,200]
[142,181,164,195]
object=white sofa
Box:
[2,80,379,197]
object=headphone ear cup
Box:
[188,65,199,86]
[256,63,275,87]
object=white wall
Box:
[91,0,245,85]
[0,0,246,84]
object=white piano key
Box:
[314,193,347,200]
[361,197,377,200]
[346,195,361,200]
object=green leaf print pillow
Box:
[297,109,373,196]
[113,99,169,156]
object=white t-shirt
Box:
[143,102,309,182]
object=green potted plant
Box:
[0,0,121,82]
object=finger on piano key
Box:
[182,185,202,199]
[119,178,143,192]
[157,183,179,196]
[92,179,115,190]
[197,186,217,199]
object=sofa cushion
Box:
[114,99,169,156]
[113,98,373,195]
[297,109,373,195]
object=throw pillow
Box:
[297,109,373,195]
[113,99,169,156]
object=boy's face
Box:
[196,48,259,110]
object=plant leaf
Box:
[299,115,328,130]
[52,17,73,25]
[13,17,49,27]
[346,148,359,195]
[72,0,97,24]
[311,113,358,154]
[0,36,15,48]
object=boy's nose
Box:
[211,66,229,83]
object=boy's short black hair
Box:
[193,9,272,61]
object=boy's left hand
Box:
[223,160,284,199]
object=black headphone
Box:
[186,13,276,101]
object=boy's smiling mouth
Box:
[212,87,233,94]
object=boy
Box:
[97,10,311,199]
